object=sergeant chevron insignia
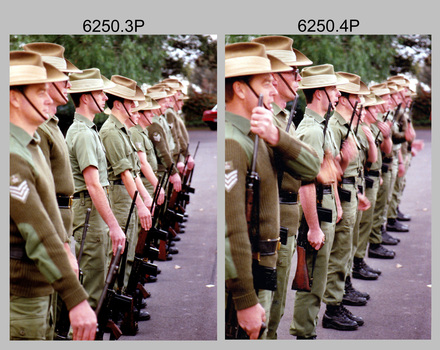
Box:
[10,179,30,203]
[225,169,238,192]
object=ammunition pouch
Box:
[317,206,333,223]
[252,260,277,291]
[338,187,352,202]
[280,226,289,245]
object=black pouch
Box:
[280,226,289,245]
[365,176,374,189]
[338,186,351,202]
[381,163,389,173]
[252,261,277,291]
[317,206,333,223]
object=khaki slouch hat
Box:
[225,42,292,78]
[298,64,348,89]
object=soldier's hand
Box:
[69,300,97,340]
[341,136,358,163]
[187,155,195,170]
[361,124,374,143]
[377,121,391,139]
[109,226,126,255]
[250,106,279,145]
[336,202,343,223]
[177,161,185,174]
[357,192,371,211]
[405,123,416,142]
[170,173,182,192]
[398,162,406,177]
[156,187,165,205]
[236,303,266,340]
[138,204,152,230]
[307,226,325,250]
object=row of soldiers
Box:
[10,42,196,340]
[225,36,423,339]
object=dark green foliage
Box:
[182,92,217,127]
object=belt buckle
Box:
[68,195,73,209]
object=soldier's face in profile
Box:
[324,85,341,109]
[250,73,277,106]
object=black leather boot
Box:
[322,304,358,331]
[352,257,379,280]
[386,218,409,232]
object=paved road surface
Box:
[119,128,218,341]
[275,128,432,340]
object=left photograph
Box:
[9,34,217,341]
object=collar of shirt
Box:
[225,111,251,136]
[271,102,289,120]
[10,122,40,147]
[74,112,96,129]
[304,107,326,124]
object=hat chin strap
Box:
[245,82,269,110]
[88,92,104,113]
[121,101,136,125]
[277,73,298,100]
[17,87,48,121]
[323,88,335,111]
[52,82,69,104]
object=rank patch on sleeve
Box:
[10,174,30,203]
[153,132,161,142]
[225,169,238,192]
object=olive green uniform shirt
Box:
[37,115,75,238]
[99,114,140,180]
[65,113,109,192]
[225,111,320,311]
[10,123,88,310]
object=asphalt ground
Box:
[274,128,432,341]
[118,128,218,341]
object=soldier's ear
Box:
[232,80,246,100]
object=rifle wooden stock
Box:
[291,216,311,292]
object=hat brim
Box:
[298,73,349,90]
[67,74,116,94]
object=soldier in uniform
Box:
[322,72,372,331]
[225,42,320,339]
[288,64,358,339]
[130,96,166,202]
[10,51,96,340]
[21,42,83,336]
[251,35,316,339]
[99,75,153,301]
[351,92,392,283]
[65,68,126,309]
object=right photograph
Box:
[224,35,431,340]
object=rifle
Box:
[123,172,166,313]
[291,214,311,292]
[341,101,358,149]
[95,245,132,340]
[322,102,333,149]
[286,95,299,133]
[225,293,266,339]
[117,190,138,291]
[393,102,402,123]
[246,94,263,256]
[54,207,91,340]
[354,105,363,136]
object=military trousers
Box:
[290,191,336,338]
[356,175,380,259]
[10,294,54,340]
[108,181,138,289]
[266,203,299,339]
[371,166,392,244]
[73,195,109,309]
[324,183,358,305]
[386,153,399,219]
